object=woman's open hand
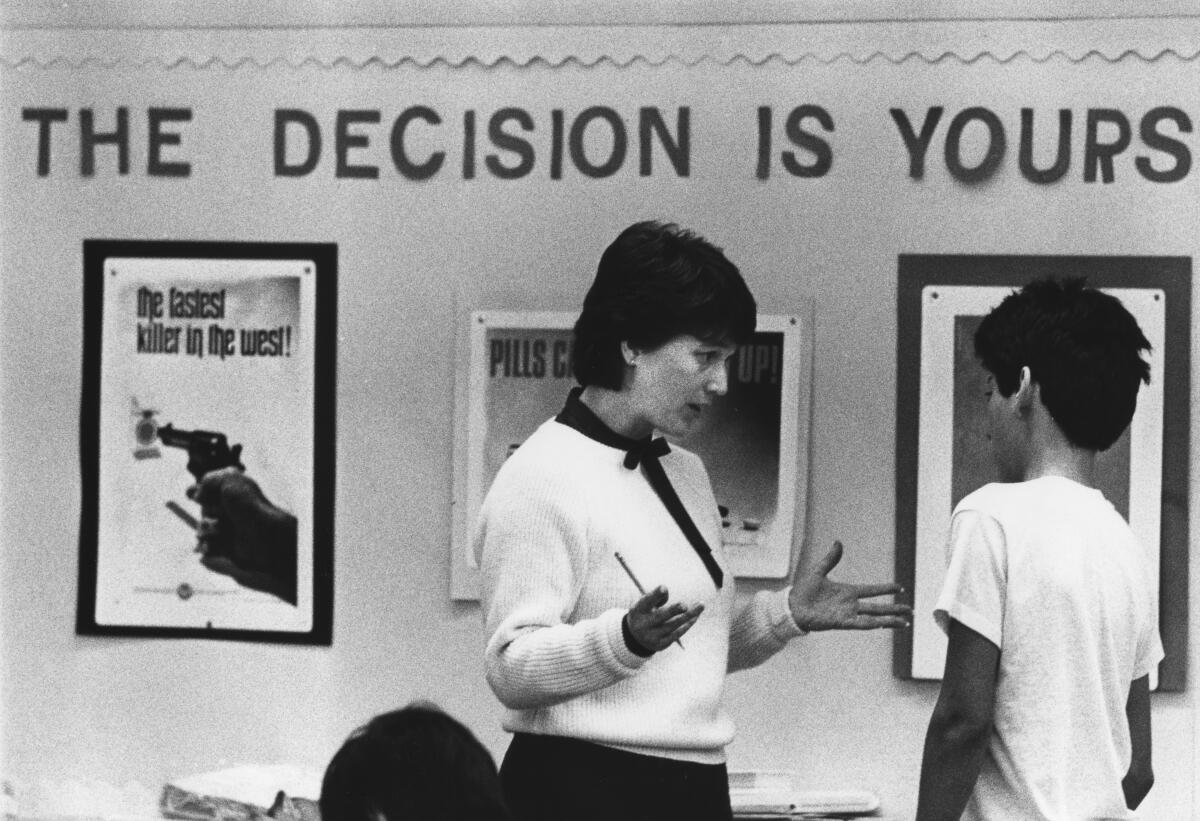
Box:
[788,541,912,631]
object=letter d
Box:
[274,109,322,176]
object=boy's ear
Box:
[1014,366,1036,411]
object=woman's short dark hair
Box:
[572,220,757,389]
[319,702,510,821]
[974,276,1151,452]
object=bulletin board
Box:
[3,22,1190,643]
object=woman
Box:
[476,220,910,821]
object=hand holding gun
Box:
[158,424,297,605]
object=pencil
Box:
[614,552,684,650]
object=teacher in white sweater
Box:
[476,220,911,821]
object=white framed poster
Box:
[451,310,812,599]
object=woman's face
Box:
[624,334,737,438]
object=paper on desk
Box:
[792,789,880,814]
[729,791,795,814]
[729,770,795,814]
[168,764,322,807]
[728,772,880,816]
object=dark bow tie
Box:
[621,436,723,588]
[555,388,723,588]
[623,437,671,470]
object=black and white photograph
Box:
[2,4,1198,821]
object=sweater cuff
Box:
[771,588,808,640]
[603,608,652,670]
[621,614,655,657]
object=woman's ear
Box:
[1014,366,1036,412]
[620,341,638,367]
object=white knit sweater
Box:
[477,418,803,764]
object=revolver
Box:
[157,423,246,482]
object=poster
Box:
[451,310,811,599]
[894,255,1191,688]
[78,240,336,643]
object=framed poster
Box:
[78,240,337,644]
[451,310,812,599]
[894,255,1190,690]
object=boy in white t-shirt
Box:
[916,278,1164,821]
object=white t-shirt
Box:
[935,476,1164,821]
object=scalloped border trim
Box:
[4,49,1200,70]
[3,21,1200,69]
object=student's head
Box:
[571,220,756,437]
[319,702,510,821]
[973,277,1151,461]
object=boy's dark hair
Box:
[572,220,757,389]
[974,276,1151,451]
[319,702,511,821]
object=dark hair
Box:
[572,220,757,389]
[974,276,1151,451]
[319,703,510,821]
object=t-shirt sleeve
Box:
[1133,557,1166,680]
[933,507,1007,649]
[1128,535,1166,680]
[1133,627,1165,680]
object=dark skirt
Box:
[499,732,733,821]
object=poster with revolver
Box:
[79,240,336,643]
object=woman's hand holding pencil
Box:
[617,552,704,653]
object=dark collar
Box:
[555,387,669,469]
[555,387,641,451]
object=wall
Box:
[1,11,1198,818]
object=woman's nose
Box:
[706,363,729,395]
